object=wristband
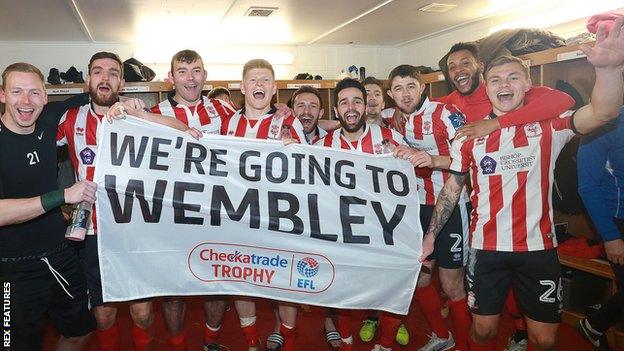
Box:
[40,189,65,212]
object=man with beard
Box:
[439,42,577,351]
[0,62,98,351]
[384,64,471,351]
[440,42,575,139]
[56,52,189,351]
[292,85,327,143]
[362,77,387,127]
[149,49,236,351]
[316,78,406,351]
[219,59,307,351]
[422,19,624,351]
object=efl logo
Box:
[188,243,335,293]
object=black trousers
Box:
[587,218,624,332]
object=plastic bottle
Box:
[65,201,91,241]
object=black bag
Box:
[123,58,156,82]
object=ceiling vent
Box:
[245,6,278,17]
[418,3,457,13]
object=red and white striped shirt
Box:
[151,95,235,133]
[450,111,576,252]
[396,97,468,205]
[220,108,307,143]
[315,123,405,154]
[56,103,103,235]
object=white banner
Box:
[94,118,422,314]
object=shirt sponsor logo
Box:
[79,147,96,165]
[75,127,85,136]
[480,155,497,175]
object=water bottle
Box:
[65,201,91,241]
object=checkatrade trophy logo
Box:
[297,257,319,278]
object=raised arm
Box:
[573,17,624,134]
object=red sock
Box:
[168,330,186,351]
[379,313,402,348]
[95,321,120,351]
[336,310,352,340]
[280,323,297,351]
[416,285,449,338]
[468,338,496,351]
[204,324,221,344]
[241,323,259,347]
[449,298,471,351]
[132,324,155,351]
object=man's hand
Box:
[185,128,202,140]
[106,98,148,123]
[391,108,405,134]
[455,119,500,140]
[604,239,624,265]
[419,233,435,268]
[581,17,624,70]
[64,180,97,205]
[393,145,435,168]
[274,103,293,119]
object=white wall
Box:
[398,19,499,70]
[0,42,400,82]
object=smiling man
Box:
[56,51,188,351]
[0,62,97,351]
[422,19,624,351]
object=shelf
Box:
[559,254,615,280]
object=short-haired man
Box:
[385,64,472,351]
[208,86,236,109]
[439,41,577,351]
[149,49,236,351]
[0,62,97,351]
[220,58,307,351]
[362,76,387,127]
[56,52,189,351]
[440,42,574,137]
[316,78,406,351]
[292,85,327,143]
[422,20,624,351]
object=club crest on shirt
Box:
[524,122,542,137]
[374,143,383,154]
[269,124,280,139]
[206,105,217,117]
[80,147,96,165]
[422,121,433,135]
[480,155,497,175]
[448,112,466,129]
[75,127,85,136]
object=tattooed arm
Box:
[419,172,467,263]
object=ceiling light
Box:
[418,3,457,13]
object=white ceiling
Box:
[0,0,621,46]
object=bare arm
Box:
[0,180,96,227]
[419,172,466,262]
[574,17,624,134]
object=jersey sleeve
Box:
[497,86,574,128]
[213,98,236,117]
[448,137,472,175]
[55,110,70,146]
[578,125,621,242]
